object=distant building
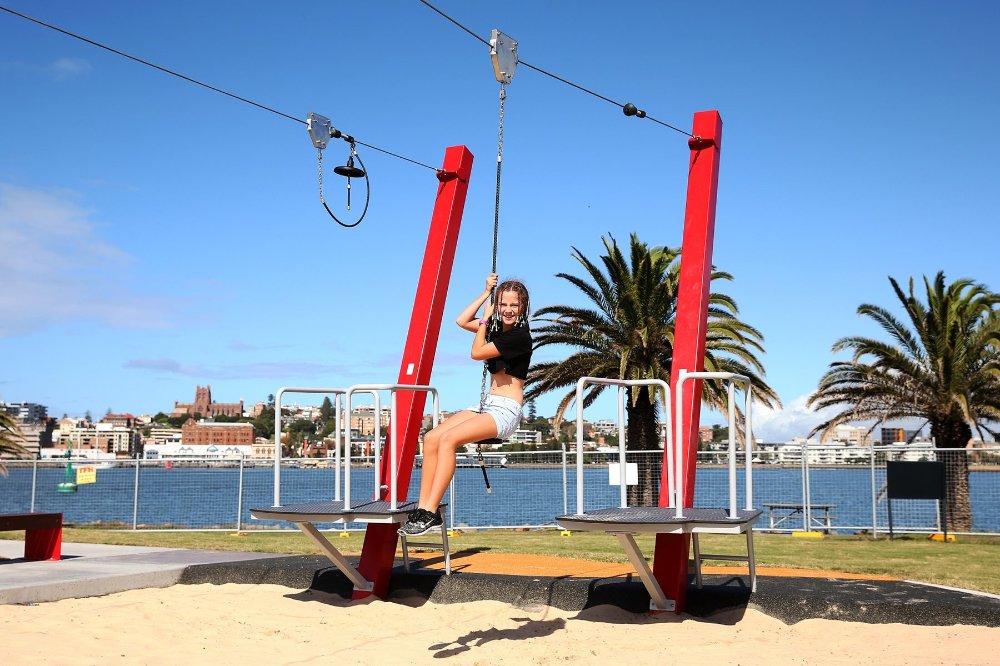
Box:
[826,424,873,447]
[591,420,618,436]
[880,427,906,445]
[173,385,243,418]
[350,407,391,437]
[146,426,182,447]
[508,429,542,445]
[879,427,922,445]
[7,421,54,458]
[699,426,713,443]
[102,413,138,428]
[180,419,254,446]
[52,422,141,457]
[252,437,275,460]
[1,401,48,424]
[143,442,251,461]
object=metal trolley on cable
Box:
[250,383,450,593]
[555,371,760,612]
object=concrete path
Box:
[0,540,276,605]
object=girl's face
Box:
[498,289,522,326]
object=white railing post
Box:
[745,384,753,510]
[727,380,737,519]
[236,453,245,532]
[799,445,807,530]
[132,455,140,530]
[30,458,38,512]
[675,371,687,518]
[804,445,812,531]
[560,441,568,515]
[334,394,342,501]
[661,380,674,508]
[870,446,879,539]
[617,385,627,508]
[272,388,285,507]
[390,391,398,508]
[575,378,586,515]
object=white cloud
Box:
[50,57,92,81]
[752,394,836,442]
[751,394,932,442]
[0,58,92,81]
[0,183,175,337]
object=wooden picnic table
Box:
[762,502,836,533]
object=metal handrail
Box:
[272,387,348,507]
[674,371,754,519]
[344,384,439,511]
[572,377,673,515]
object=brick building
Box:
[102,413,137,428]
[181,419,254,446]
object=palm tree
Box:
[1,411,30,476]
[526,233,780,505]
[807,273,1000,531]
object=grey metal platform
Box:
[556,507,761,533]
[251,500,418,524]
[250,500,450,592]
[556,506,761,612]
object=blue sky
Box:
[1,1,998,440]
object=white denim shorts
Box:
[468,395,523,440]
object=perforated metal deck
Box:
[250,500,451,591]
[251,500,424,525]
[555,506,762,611]
[556,507,762,534]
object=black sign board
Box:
[886,461,946,500]
[885,461,948,540]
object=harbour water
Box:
[2,463,998,533]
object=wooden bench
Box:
[0,512,63,561]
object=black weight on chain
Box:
[318,141,370,228]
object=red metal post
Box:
[653,110,723,613]
[353,145,474,600]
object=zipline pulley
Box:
[308,112,370,228]
[489,29,518,84]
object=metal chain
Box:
[317,149,326,205]
[480,83,507,413]
[492,83,505,275]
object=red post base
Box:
[25,524,62,561]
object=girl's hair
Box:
[496,279,530,328]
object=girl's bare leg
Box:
[422,413,497,511]
[418,410,479,508]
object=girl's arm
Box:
[456,274,498,332]
[470,316,502,361]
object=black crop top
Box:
[487,325,533,380]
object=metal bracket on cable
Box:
[490,30,518,84]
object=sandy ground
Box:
[2,583,997,665]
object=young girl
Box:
[399,273,532,536]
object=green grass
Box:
[4,527,999,594]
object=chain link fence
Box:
[2,446,998,535]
